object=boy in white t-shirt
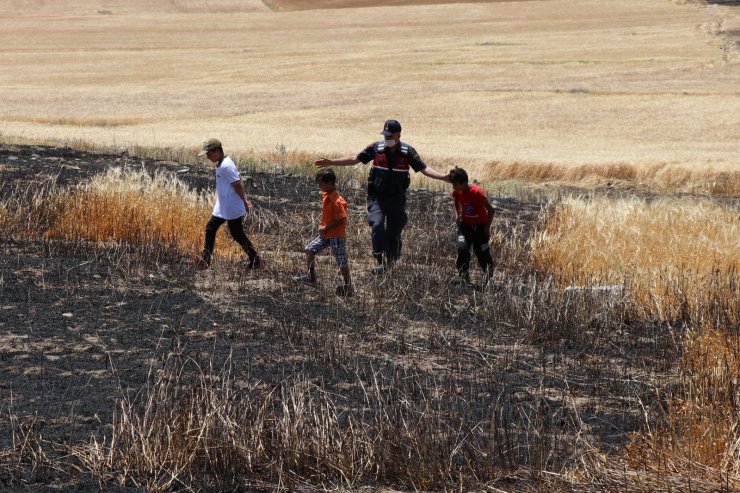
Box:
[187,138,262,270]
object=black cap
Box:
[380,119,402,136]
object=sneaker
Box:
[336,284,354,297]
[292,274,317,285]
[186,257,209,270]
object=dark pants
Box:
[202,215,257,265]
[367,194,407,263]
[456,222,493,275]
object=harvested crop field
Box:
[2,142,738,491]
[1,0,739,490]
[266,0,542,10]
[1,0,738,187]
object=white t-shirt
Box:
[212,156,246,220]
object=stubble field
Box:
[1,0,739,491]
[1,141,734,492]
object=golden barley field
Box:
[532,196,739,324]
[1,0,739,191]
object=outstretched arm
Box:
[421,166,451,182]
[315,156,361,168]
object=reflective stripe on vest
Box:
[373,142,410,173]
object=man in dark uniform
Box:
[315,119,449,274]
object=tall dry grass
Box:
[0,202,9,232]
[48,168,204,252]
[3,147,739,490]
[5,133,737,197]
[1,161,618,490]
[623,326,740,487]
[0,157,360,267]
[71,349,579,492]
[532,196,739,325]
[578,326,740,491]
[479,161,740,196]
[32,168,248,262]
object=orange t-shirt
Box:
[321,190,348,239]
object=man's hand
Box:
[315,158,332,168]
[245,199,253,211]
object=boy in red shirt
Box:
[449,167,495,285]
[295,168,353,296]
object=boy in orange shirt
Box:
[295,168,353,296]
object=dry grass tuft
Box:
[32,168,246,262]
[622,326,740,488]
[46,168,205,253]
[532,197,739,325]
[0,203,10,232]
[72,353,538,491]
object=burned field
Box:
[0,144,721,491]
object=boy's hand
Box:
[318,225,326,234]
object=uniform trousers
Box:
[367,194,407,263]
